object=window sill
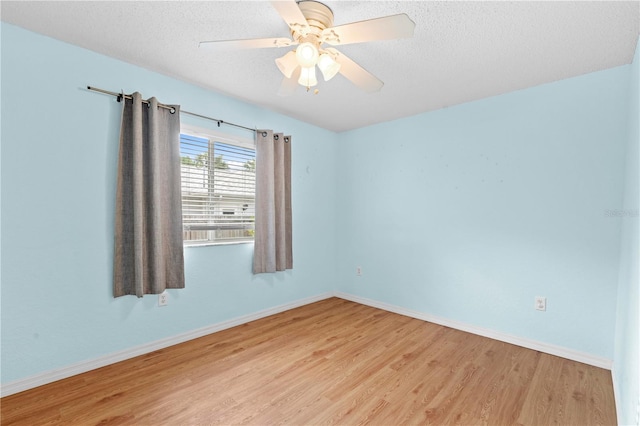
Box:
[184,240,254,248]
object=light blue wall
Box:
[614,36,640,426]
[336,65,630,359]
[0,23,338,384]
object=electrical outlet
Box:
[158,292,168,307]
[535,296,546,311]
[356,266,362,276]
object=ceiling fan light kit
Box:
[299,66,318,88]
[275,50,298,78]
[199,0,416,95]
[317,52,341,81]
[296,42,319,67]
[291,41,341,85]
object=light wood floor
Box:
[1,298,617,425]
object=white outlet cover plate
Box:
[158,293,168,307]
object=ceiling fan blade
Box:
[326,48,383,93]
[277,66,301,97]
[270,0,309,33]
[322,14,415,46]
[199,37,295,51]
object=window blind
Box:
[180,133,256,244]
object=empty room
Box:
[1,1,638,425]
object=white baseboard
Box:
[610,365,622,426]
[0,292,334,397]
[1,290,613,398]
[334,291,613,370]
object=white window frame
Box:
[180,124,256,247]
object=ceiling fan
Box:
[198,0,415,95]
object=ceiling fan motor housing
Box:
[294,0,334,43]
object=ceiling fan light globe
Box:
[296,42,319,67]
[317,53,341,81]
[298,66,318,88]
[275,51,298,78]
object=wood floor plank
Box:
[1,298,617,425]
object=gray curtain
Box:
[253,130,293,274]
[113,92,185,297]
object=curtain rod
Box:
[87,86,257,134]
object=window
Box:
[180,126,256,245]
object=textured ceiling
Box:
[2,1,639,132]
